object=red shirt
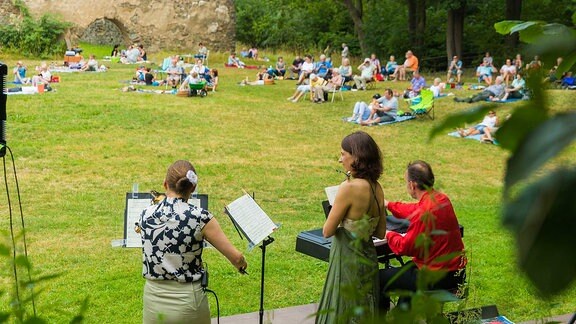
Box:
[386,190,466,271]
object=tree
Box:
[341,0,367,56]
[504,0,522,49]
[406,0,427,54]
[445,0,466,63]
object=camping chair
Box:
[408,89,434,120]
[330,78,345,103]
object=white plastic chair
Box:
[330,78,345,103]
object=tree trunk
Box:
[446,1,466,66]
[505,0,522,49]
[407,0,427,53]
[342,0,367,56]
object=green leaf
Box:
[494,20,525,35]
[504,112,576,192]
[428,105,495,141]
[0,244,9,256]
[503,167,576,296]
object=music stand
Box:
[224,193,277,324]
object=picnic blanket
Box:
[342,115,416,126]
[224,63,260,69]
[448,131,499,145]
[485,98,523,103]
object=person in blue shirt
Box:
[314,54,332,79]
[446,55,463,83]
[13,61,29,84]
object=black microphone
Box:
[0,61,7,157]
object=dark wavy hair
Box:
[406,160,435,190]
[165,160,196,196]
[341,131,383,183]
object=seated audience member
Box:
[347,93,383,123]
[370,53,382,76]
[287,83,311,103]
[269,56,286,78]
[361,88,398,125]
[180,71,205,92]
[207,69,219,91]
[525,55,542,71]
[31,62,51,88]
[339,58,353,83]
[513,53,523,73]
[476,61,496,85]
[297,55,315,85]
[13,61,29,84]
[313,68,342,103]
[382,55,398,80]
[458,110,499,137]
[379,160,466,311]
[560,71,575,88]
[239,68,273,86]
[144,68,164,86]
[454,76,506,103]
[546,57,564,82]
[353,58,376,91]
[124,44,141,64]
[195,42,208,59]
[138,45,147,62]
[404,70,425,98]
[111,44,120,57]
[81,54,98,72]
[227,52,245,68]
[192,59,210,79]
[248,47,259,60]
[314,54,332,79]
[446,55,463,83]
[135,65,147,81]
[497,72,525,101]
[499,58,517,85]
[308,73,326,102]
[483,51,493,66]
[429,77,447,98]
[240,48,249,58]
[166,57,184,88]
[392,50,419,81]
[288,55,304,80]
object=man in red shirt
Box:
[379,160,466,311]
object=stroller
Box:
[188,81,208,97]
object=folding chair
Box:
[203,50,210,66]
[330,78,345,103]
[408,89,434,120]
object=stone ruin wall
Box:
[0,0,236,53]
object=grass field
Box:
[1,48,575,323]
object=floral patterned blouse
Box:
[140,196,213,282]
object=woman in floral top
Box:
[140,160,247,324]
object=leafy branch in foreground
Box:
[429,19,576,297]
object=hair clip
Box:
[186,170,198,185]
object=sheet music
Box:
[125,197,152,248]
[324,185,340,206]
[226,194,277,247]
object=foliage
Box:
[0,9,70,57]
[430,19,576,297]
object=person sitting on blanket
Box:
[458,110,499,138]
[81,54,98,72]
[227,52,245,68]
[403,70,426,98]
[144,68,165,86]
[454,76,506,103]
[207,69,218,92]
[347,93,383,123]
[13,61,30,84]
[429,78,447,98]
[179,71,205,92]
[495,72,525,101]
[360,88,398,126]
[499,58,517,85]
[31,62,51,89]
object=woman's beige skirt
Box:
[143,279,209,324]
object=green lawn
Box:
[1,50,575,323]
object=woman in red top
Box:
[379,160,466,311]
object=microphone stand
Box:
[258,236,274,324]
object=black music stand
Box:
[224,193,277,324]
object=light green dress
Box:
[315,217,380,324]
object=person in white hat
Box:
[353,58,376,91]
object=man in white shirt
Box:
[353,58,376,90]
